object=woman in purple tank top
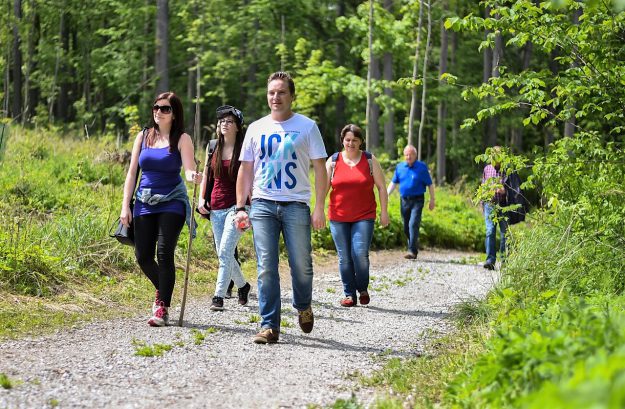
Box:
[120,92,203,327]
[197,105,251,312]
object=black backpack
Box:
[503,172,528,225]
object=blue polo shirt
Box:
[392,160,432,197]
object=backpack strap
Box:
[204,139,218,170]
[363,151,373,176]
[330,152,340,183]
[330,151,374,183]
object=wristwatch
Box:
[235,207,247,213]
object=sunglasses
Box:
[219,119,236,125]
[152,104,173,114]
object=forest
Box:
[1,0,625,407]
[4,0,623,180]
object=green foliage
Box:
[313,185,484,252]
[191,328,206,345]
[446,294,625,408]
[0,373,13,389]
[325,395,363,409]
[132,339,173,357]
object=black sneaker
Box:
[210,296,224,311]
[237,283,251,306]
[483,261,495,270]
[225,280,235,299]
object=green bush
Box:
[446,293,625,408]
[312,187,485,251]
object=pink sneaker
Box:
[152,290,162,314]
[148,302,169,327]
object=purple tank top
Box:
[134,145,185,217]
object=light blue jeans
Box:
[249,199,313,330]
[330,220,374,298]
[484,202,508,264]
[210,206,246,298]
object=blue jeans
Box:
[330,220,374,298]
[210,206,247,298]
[400,196,425,254]
[249,199,313,330]
[484,202,508,263]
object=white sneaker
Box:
[148,302,169,327]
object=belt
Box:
[402,195,424,200]
[254,198,300,206]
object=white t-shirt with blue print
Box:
[240,113,327,203]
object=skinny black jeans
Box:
[133,212,185,307]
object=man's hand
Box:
[311,205,326,230]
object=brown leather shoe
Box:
[359,291,370,305]
[404,252,417,260]
[298,306,314,333]
[253,328,279,344]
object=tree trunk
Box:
[24,2,39,123]
[142,0,150,99]
[449,10,459,181]
[57,10,70,121]
[383,0,395,156]
[417,0,432,161]
[155,0,169,94]
[49,8,65,121]
[486,11,503,147]
[511,40,533,152]
[334,0,347,150]
[12,0,23,120]
[365,0,374,151]
[564,6,582,138]
[407,0,424,148]
[482,6,493,148]
[369,55,381,149]
[436,0,448,185]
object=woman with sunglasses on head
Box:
[197,105,251,312]
[120,91,203,327]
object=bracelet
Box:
[235,207,247,213]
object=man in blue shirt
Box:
[387,145,435,259]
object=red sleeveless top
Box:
[328,152,376,222]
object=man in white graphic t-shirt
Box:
[234,71,327,344]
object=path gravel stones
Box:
[0,250,495,408]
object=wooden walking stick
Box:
[178,158,200,327]
[179,61,203,326]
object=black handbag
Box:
[110,201,135,246]
[110,129,145,246]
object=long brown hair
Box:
[212,115,245,178]
[147,91,185,153]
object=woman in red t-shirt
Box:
[325,124,389,307]
[197,105,251,312]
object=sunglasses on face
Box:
[152,104,173,114]
[219,119,235,125]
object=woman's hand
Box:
[189,171,203,184]
[120,205,132,227]
[234,210,251,232]
[380,211,390,227]
[197,198,209,215]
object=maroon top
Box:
[210,160,237,210]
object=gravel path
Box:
[0,249,495,409]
